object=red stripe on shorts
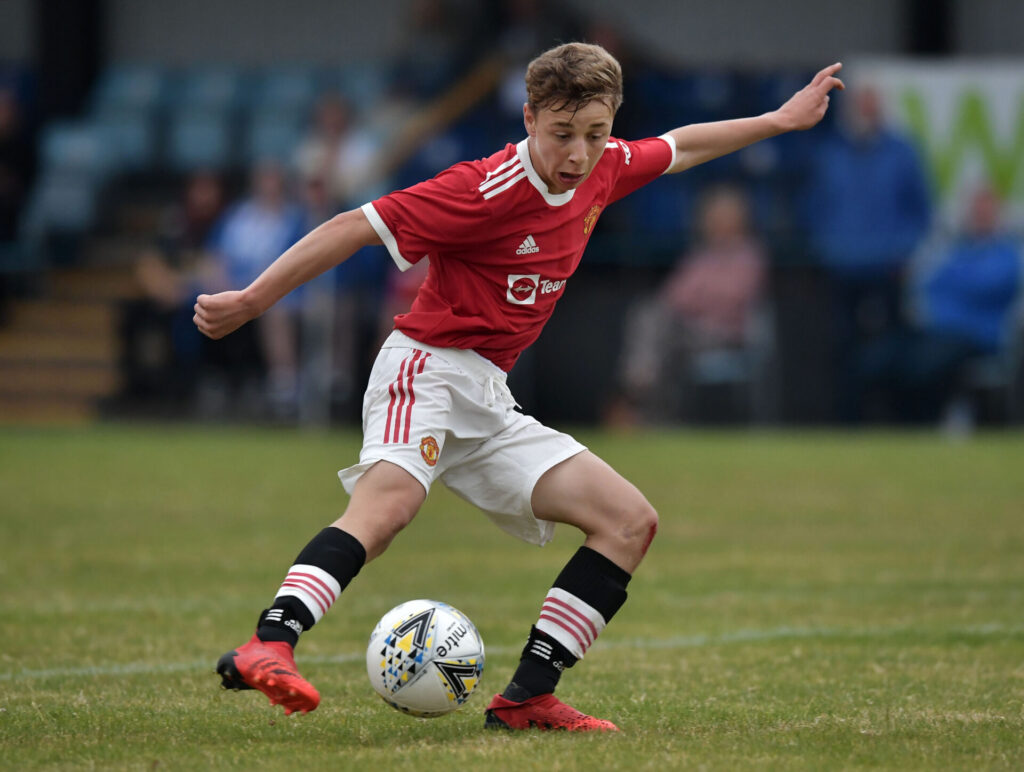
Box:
[383,354,410,444]
[402,353,430,443]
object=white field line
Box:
[2,623,1021,684]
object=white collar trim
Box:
[517,138,576,207]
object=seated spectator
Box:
[611,185,768,425]
[0,86,33,242]
[857,185,1023,425]
[294,93,380,209]
[121,170,226,409]
[204,161,307,417]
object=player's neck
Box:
[524,137,560,195]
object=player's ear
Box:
[523,103,537,136]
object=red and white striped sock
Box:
[536,587,606,660]
[256,527,366,647]
[274,564,341,625]
[504,547,632,700]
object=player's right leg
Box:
[217,460,425,714]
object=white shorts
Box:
[338,331,586,545]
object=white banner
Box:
[846,58,1024,228]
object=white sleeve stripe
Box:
[479,162,524,192]
[482,155,522,181]
[482,170,528,200]
[360,202,413,272]
[657,133,677,174]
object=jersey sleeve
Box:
[361,163,491,271]
[606,135,676,205]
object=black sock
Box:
[256,527,366,648]
[502,626,577,700]
[504,546,632,700]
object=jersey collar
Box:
[517,139,576,207]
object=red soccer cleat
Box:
[216,634,320,716]
[483,692,619,732]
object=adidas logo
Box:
[516,235,540,255]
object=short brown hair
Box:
[525,42,623,114]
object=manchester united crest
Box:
[583,205,601,235]
[420,436,439,466]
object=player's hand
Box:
[774,63,845,132]
[193,290,260,339]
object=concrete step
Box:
[7,299,117,334]
[0,395,96,425]
[0,362,120,398]
[0,330,119,363]
[49,265,141,302]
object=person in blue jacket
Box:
[858,185,1022,423]
[804,84,932,421]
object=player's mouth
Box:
[557,171,585,187]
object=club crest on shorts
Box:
[420,436,439,466]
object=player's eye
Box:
[555,133,569,140]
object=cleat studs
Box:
[267,679,276,687]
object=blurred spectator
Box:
[293,93,380,209]
[121,170,227,408]
[0,87,33,242]
[857,185,1023,425]
[295,171,386,423]
[205,161,306,417]
[494,0,582,126]
[804,84,932,422]
[392,0,479,99]
[611,185,768,425]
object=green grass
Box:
[1,424,1022,770]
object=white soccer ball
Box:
[366,599,485,717]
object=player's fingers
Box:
[811,62,843,87]
[818,75,845,94]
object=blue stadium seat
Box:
[22,171,100,235]
[93,109,159,172]
[251,66,321,116]
[91,64,166,115]
[244,111,305,165]
[165,111,234,171]
[336,62,389,110]
[40,121,114,177]
[170,66,246,115]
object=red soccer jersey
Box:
[362,135,675,371]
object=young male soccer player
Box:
[195,43,843,731]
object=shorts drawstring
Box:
[485,376,520,409]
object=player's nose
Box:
[566,137,586,164]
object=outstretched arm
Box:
[664,63,844,174]
[193,207,382,339]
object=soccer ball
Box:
[366,599,485,717]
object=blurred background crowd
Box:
[0,0,1022,431]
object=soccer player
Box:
[195,43,843,731]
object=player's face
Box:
[524,99,614,194]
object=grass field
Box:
[1,424,1022,770]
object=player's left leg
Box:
[484,450,657,732]
[217,460,426,715]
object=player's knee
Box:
[610,497,658,555]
